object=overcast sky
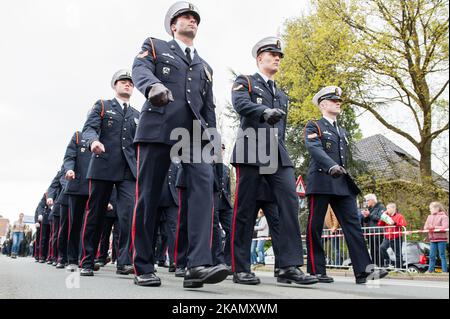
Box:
[0,0,447,223]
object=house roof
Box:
[354,134,449,191]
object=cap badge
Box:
[163,67,171,75]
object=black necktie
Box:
[268,80,275,94]
[333,121,339,133]
[123,103,128,115]
[185,47,192,64]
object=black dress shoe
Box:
[157,261,169,268]
[277,267,319,285]
[134,273,161,287]
[39,259,46,263]
[183,264,229,288]
[168,264,176,272]
[355,269,389,284]
[116,265,134,275]
[316,274,334,283]
[93,263,101,271]
[55,263,65,269]
[52,261,58,267]
[80,268,94,276]
[66,264,78,272]
[233,272,261,285]
[175,267,186,277]
[96,261,106,268]
[47,260,53,265]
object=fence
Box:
[322,227,449,273]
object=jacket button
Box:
[123,138,126,140]
[189,68,193,71]
[188,78,192,81]
[187,89,191,93]
[124,128,127,131]
[122,147,125,150]
[149,108,152,111]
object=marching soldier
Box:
[79,69,139,276]
[304,86,388,284]
[63,131,92,271]
[155,161,182,271]
[96,187,119,267]
[47,169,64,265]
[230,36,318,286]
[34,192,51,263]
[131,1,228,288]
[211,144,233,270]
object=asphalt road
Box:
[0,256,448,299]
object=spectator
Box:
[424,202,449,273]
[378,203,407,268]
[324,206,342,266]
[361,194,385,266]
[11,213,26,258]
[251,210,269,266]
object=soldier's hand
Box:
[46,198,54,206]
[91,141,105,155]
[38,215,43,222]
[65,170,76,180]
[330,166,347,178]
[35,223,40,228]
[262,108,286,125]
[107,203,114,211]
[148,83,174,107]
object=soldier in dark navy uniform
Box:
[63,131,92,271]
[230,36,318,286]
[79,69,140,276]
[131,1,228,288]
[211,144,233,270]
[47,169,65,265]
[304,86,388,284]
[34,192,51,263]
[155,161,182,271]
[96,187,119,267]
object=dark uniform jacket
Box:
[159,162,182,207]
[364,202,385,227]
[304,117,360,196]
[35,193,51,224]
[63,131,91,196]
[47,169,68,218]
[214,163,232,210]
[230,73,292,167]
[132,37,216,144]
[82,98,140,181]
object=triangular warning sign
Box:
[296,175,306,197]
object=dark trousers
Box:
[258,201,281,269]
[37,223,50,261]
[231,165,303,273]
[49,216,60,261]
[175,188,188,269]
[96,217,119,263]
[57,204,69,264]
[80,179,135,269]
[211,198,233,266]
[132,143,214,275]
[306,194,372,275]
[68,195,88,265]
[380,237,403,268]
[155,205,178,265]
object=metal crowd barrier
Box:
[322,227,449,273]
[322,226,409,272]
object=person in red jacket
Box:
[378,203,407,268]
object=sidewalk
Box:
[252,264,450,282]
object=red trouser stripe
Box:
[80,179,92,267]
[131,144,140,274]
[67,207,71,242]
[230,165,240,273]
[173,189,183,267]
[308,195,316,274]
[39,222,43,259]
[209,196,215,249]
